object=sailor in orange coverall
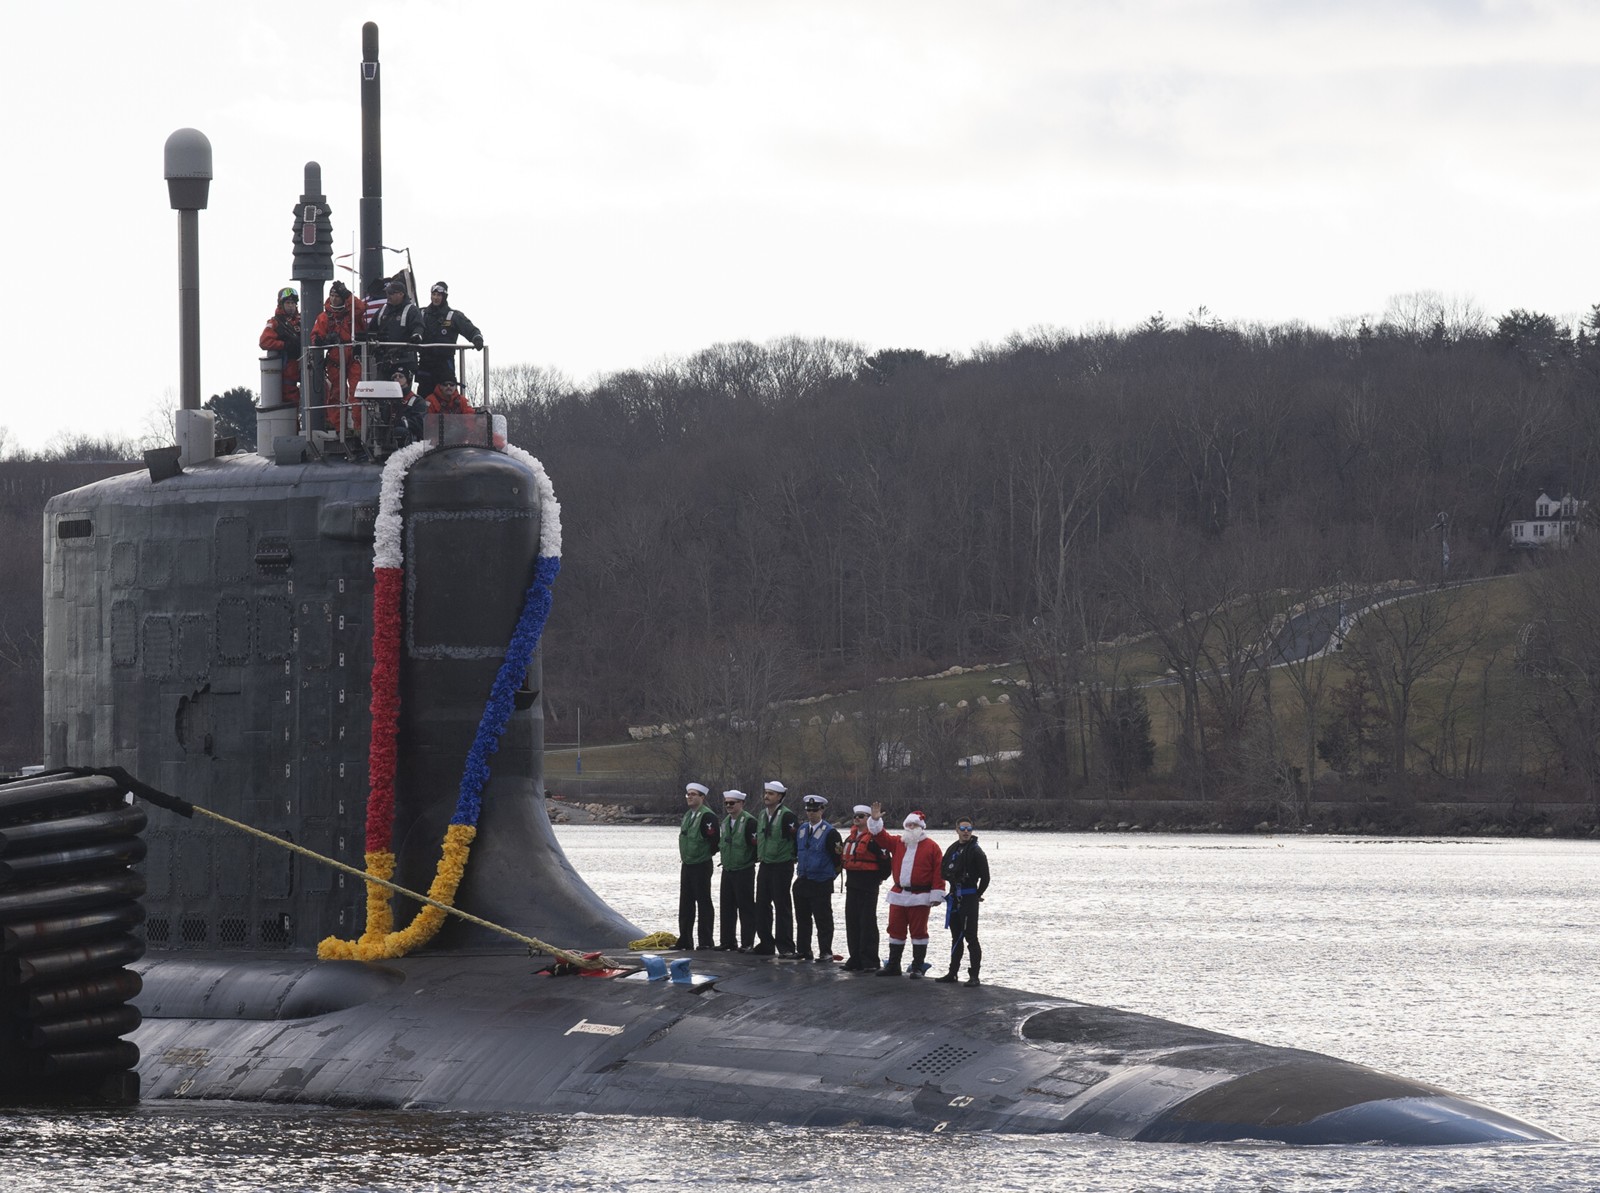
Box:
[259,287,301,404]
[426,377,474,416]
[312,279,365,427]
[873,804,944,978]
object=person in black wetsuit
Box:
[935,816,991,986]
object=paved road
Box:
[1140,580,1466,689]
[1256,581,1464,670]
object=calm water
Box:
[6,829,1599,1192]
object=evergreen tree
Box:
[204,387,258,450]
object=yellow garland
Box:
[359,851,397,943]
[318,825,477,960]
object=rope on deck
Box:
[60,766,630,973]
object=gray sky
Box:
[4,0,1600,452]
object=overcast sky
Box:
[4,0,1600,453]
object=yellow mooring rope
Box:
[188,804,629,970]
[70,766,629,973]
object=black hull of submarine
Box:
[39,449,1557,1143]
[132,951,1553,1144]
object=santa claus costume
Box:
[876,810,945,977]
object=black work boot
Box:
[877,944,904,976]
[934,970,959,983]
[907,944,928,978]
[965,965,981,987]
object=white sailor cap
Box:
[852,804,872,816]
[722,789,747,803]
[802,794,827,808]
[763,780,787,794]
[684,782,709,796]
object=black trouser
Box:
[719,865,756,949]
[947,892,982,973]
[843,873,884,967]
[755,860,795,952]
[417,348,457,394]
[678,860,714,948]
[792,875,835,958]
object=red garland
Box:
[366,565,404,852]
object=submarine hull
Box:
[130,952,1558,1144]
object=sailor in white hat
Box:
[717,790,759,950]
[840,802,893,970]
[751,781,798,956]
[676,782,719,949]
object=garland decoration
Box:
[319,441,562,961]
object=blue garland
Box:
[451,555,562,827]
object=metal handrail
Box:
[301,339,493,445]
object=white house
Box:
[1509,491,1586,549]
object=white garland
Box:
[373,441,430,570]
[374,440,561,570]
[503,442,563,559]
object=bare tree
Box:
[850,679,919,804]
[1520,543,1600,811]
[681,624,802,786]
[1340,584,1488,780]
[1009,575,1114,800]
[1113,523,1274,800]
[1380,290,1488,342]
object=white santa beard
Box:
[897,832,924,886]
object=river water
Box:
[5,829,1598,1191]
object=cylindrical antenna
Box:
[359,22,383,299]
[163,128,212,412]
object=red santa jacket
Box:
[884,832,944,907]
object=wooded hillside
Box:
[5,302,1600,825]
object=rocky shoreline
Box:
[547,795,1600,839]
[544,797,652,826]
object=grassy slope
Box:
[546,575,1538,790]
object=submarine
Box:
[0,24,1560,1145]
